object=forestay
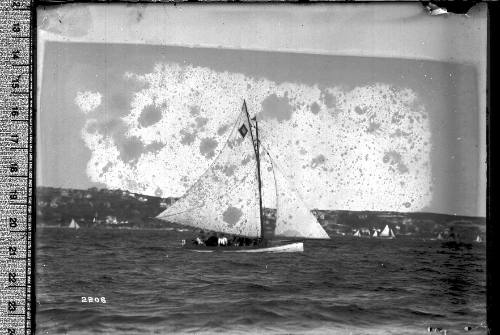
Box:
[156,107,261,237]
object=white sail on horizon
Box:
[380,224,395,238]
[69,219,80,229]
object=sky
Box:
[37,4,486,217]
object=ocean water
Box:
[36,228,486,334]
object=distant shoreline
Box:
[38,225,184,231]
[35,186,485,220]
[35,186,485,240]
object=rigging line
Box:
[242,100,258,166]
[260,144,318,213]
[155,204,205,218]
[243,100,264,239]
[156,105,245,218]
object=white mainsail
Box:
[380,224,395,238]
[156,105,261,237]
[69,219,80,229]
[353,230,361,237]
[271,162,330,239]
[372,230,379,238]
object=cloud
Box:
[75,91,102,113]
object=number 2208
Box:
[81,297,106,303]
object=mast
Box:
[255,116,264,241]
[243,100,264,241]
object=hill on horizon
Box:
[35,186,485,240]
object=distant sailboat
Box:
[437,233,443,240]
[92,212,98,225]
[379,225,395,239]
[475,235,483,243]
[353,230,361,237]
[68,218,80,229]
[372,229,379,238]
[156,100,329,252]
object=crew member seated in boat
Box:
[230,236,240,246]
[205,235,219,247]
[218,235,228,246]
[196,230,207,245]
[190,237,201,245]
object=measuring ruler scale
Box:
[0,0,34,334]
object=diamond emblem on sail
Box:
[238,124,248,138]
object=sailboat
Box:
[379,224,395,239]
[68,218,80,229]
[353,230,361,237]
[437,232,443,240]
[372,229,379,238]
[475,235,483,243]
[156,100,330,252]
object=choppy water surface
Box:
[36,228,486,334]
